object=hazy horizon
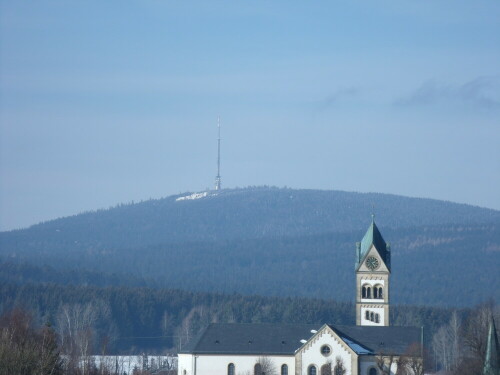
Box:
[1,1,499,231]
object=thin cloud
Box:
[318,87,361,110]
[396,76,500,109]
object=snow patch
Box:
[71,355,177,374]
[176,192,209,201]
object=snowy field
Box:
[77,355,177,374]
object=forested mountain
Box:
[1,187,499,307]
[2,187,499,248]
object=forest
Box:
[1,220,499,306]
[0,281,498,375]
[1,187,499,307]
[0,187,499,374]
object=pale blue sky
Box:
[1,1,499,230]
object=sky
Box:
[1,1,499,231]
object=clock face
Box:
[365,256,380,270]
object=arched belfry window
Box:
[254,363,262,375]
[228,363,235,375]
[374,285,383,299]
[281,364,288,375]
[308,365,317,375]
[362,286,367,298]
[369,368,378,375]
[366,287,372,299]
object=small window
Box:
[370,312,374,322]
[375,314,379,323]
[362,286,367,298]
[228,363,235,375]
[254,363,262,375]
[308,365,317,375]
[369,368,378,375]
[365,311,370,320]
[366,287,372,299]
[320,345,331,356]
[281,364,288,375]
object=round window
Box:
[320,345,331,356]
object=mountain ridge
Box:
[2,187,498,243]
[1,187,498,307]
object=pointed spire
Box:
[484,317,500,375]
[356,215,391,271]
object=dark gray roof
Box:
[331,325,422,355]
[180,323,422,356]
[179,323,320,355]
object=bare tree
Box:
[397,343,427,375]
[430,302,500,375]
[333,356,347,375]
[255,357,277,375]
[463,303,493,361]
[321,362,332,375]
[57,302,100,375]
[0,308,63,375]
[375,353,398,375]
[432,325,452,372]
[448,311,461,369]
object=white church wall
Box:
[360,306,385,326]
[359,356,399,375]
[177,353,294,375]
[298,330,353,375]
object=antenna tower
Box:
[215,117,222,190]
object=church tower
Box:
[355,216,391,326]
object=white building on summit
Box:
[178,219,423,375]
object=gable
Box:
[297,324,422,357]
[356,220,391,272]
[296,325,357,375]
[296,324,357,357]
[357,245,390,273]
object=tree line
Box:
[1,301,497,375]
[0,281,466,354]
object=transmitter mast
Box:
[215,117,222,191]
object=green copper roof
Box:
[484,318,500,375]
[356,217,391,271]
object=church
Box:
[178,218,423,375]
